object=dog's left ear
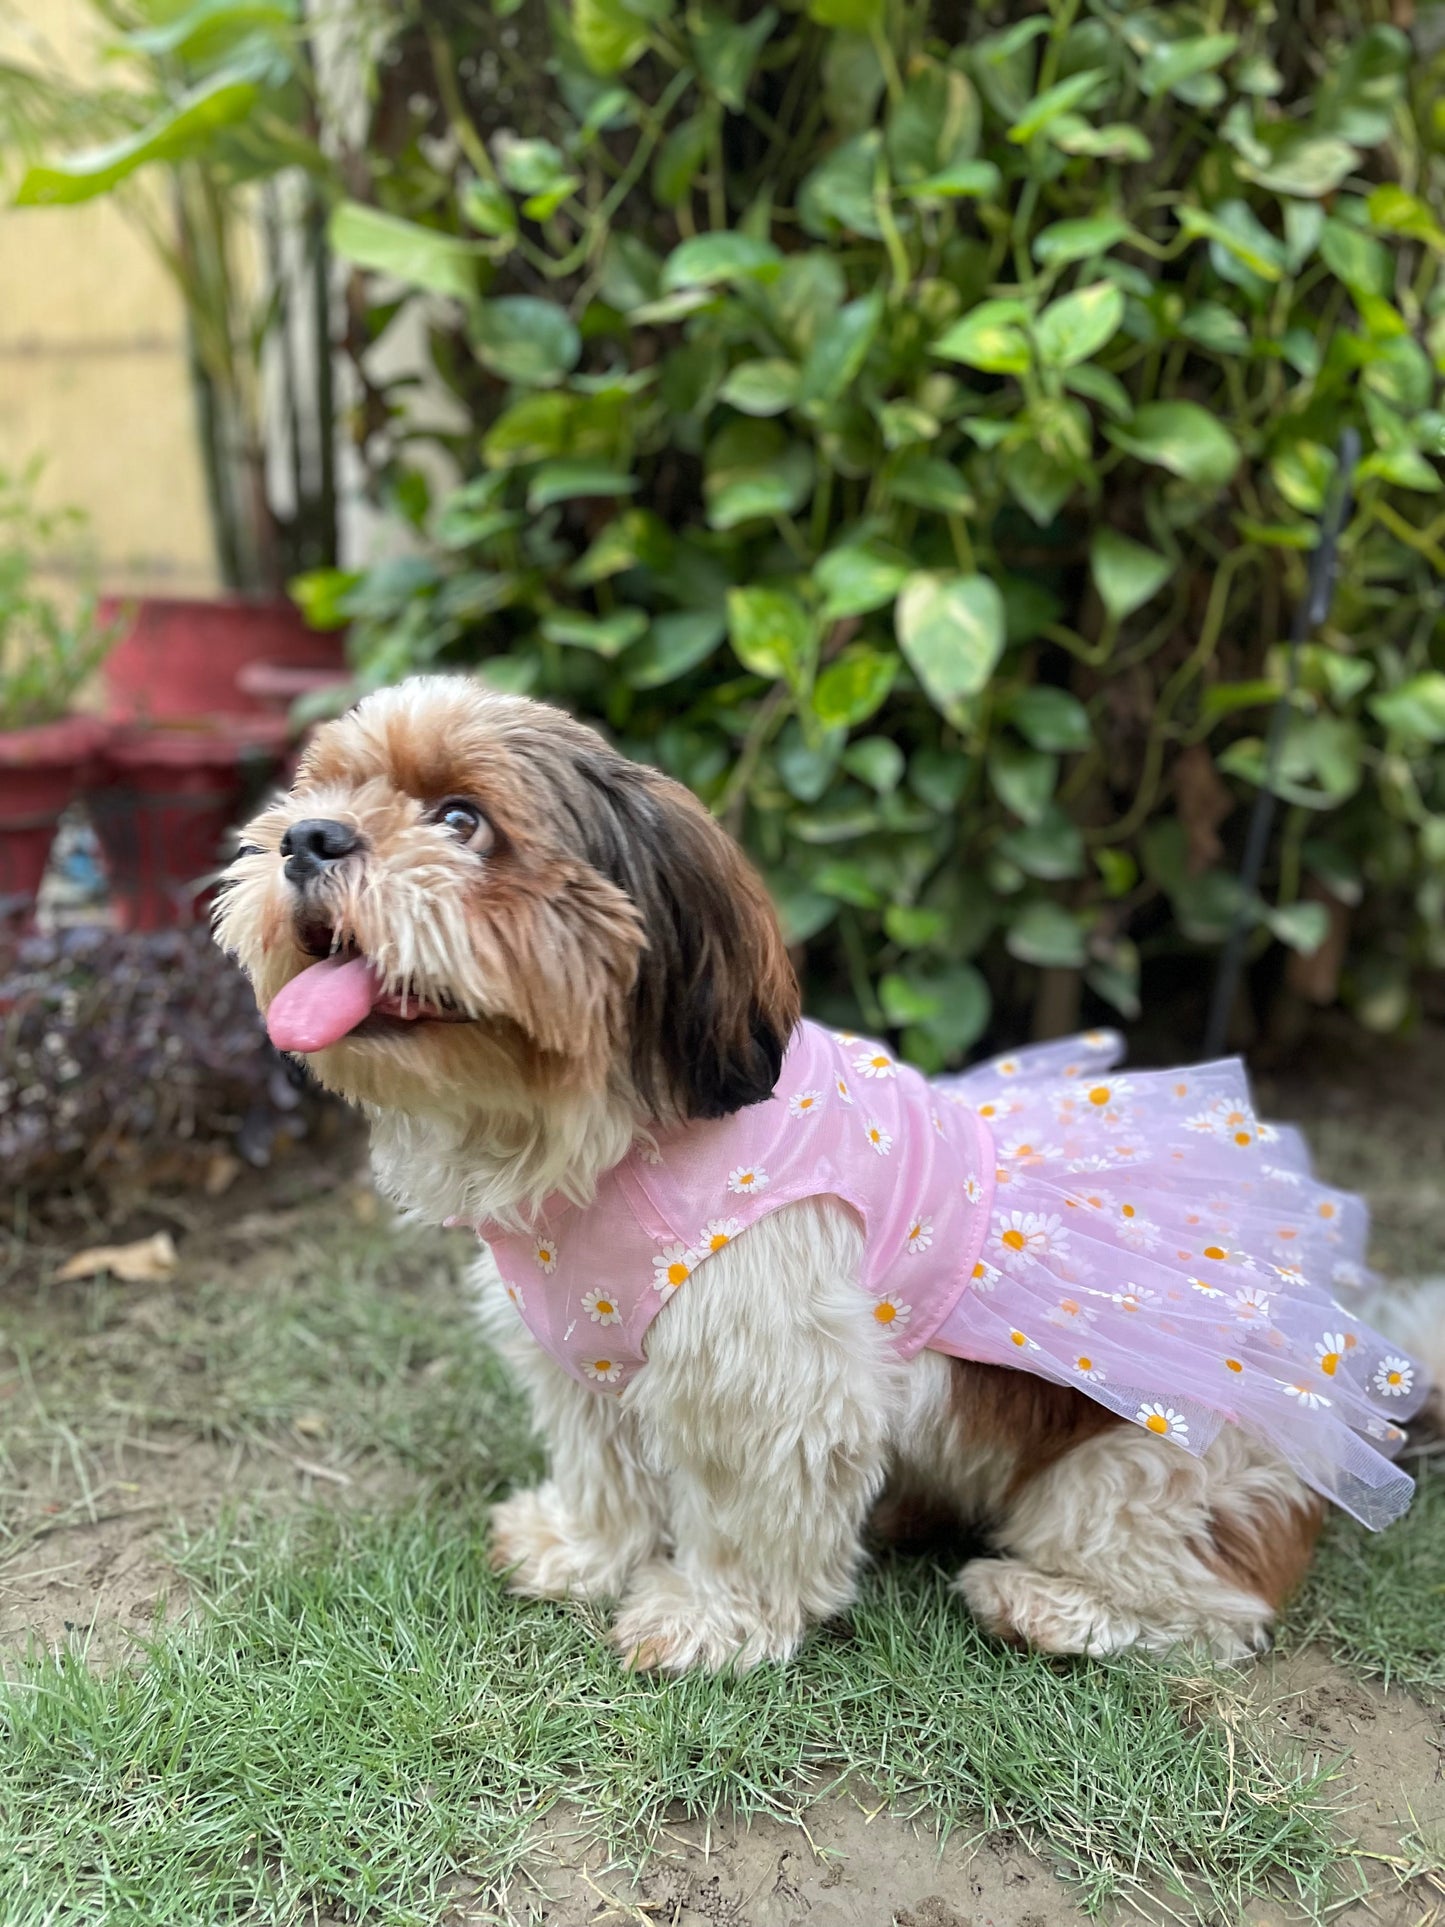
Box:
[579,760,800,1122]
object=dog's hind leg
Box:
[956,1422,1322,1660]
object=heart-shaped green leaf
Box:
[813,648,898,727]
[1033,281,1125,368]
[1090,530,1173,620]
[727,586,816,681]
[895,572,1006,715]
[1107,402,1241,490]
[473,298,580,387]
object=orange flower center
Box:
[1203,1245,1227,1261]
[594,1360,612,1373]
[1001,1228,1026,1251]
[709,1233,729,1251]
[1088,1086,1111,1106]
[1319,1352,1339,1376]
[1234,1131,1252,1146]
[1319,1203,1336,1219]
[596,1300,613,1317]
[1077,1356,1093,1372]
[1224,1358,1243,1373]
[1121,1204,1136,1219]
[1010,1330,1027,1346]
[1145,1413,1169,1435]
[667,1261,689,1287]
[875,1302,896,1323]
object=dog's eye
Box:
[434,798,493,854]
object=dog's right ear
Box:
[577,762,801,1122]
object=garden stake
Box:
[1203,427,1361,1062]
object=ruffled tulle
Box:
[928,1031,1426,1529]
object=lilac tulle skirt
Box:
[929,1031,1426,1529]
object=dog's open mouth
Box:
[266,934,471,1054]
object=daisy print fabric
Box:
[926,1028,1428,1529]
[473,1017,1426,1527]
[474,1018,994,1399]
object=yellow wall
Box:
[0,0,219,593]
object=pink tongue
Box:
[266,955,381,1053]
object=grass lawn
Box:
[0,1032,1442,1927]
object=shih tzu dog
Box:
[217,674,1438,1673]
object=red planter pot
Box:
[99,596,347,723]
[0,715,109,915]
[87,716,289,931]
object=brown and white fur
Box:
[217,675,1442,1673]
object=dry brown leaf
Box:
[54,1231,179,1285]
[204,1152,243,1198]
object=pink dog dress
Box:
[476,1022,1427,1529]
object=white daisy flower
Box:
[580,1288,621,1326]
[853,1049,897,1080]
[873,1294,912,1329]
[1007,1328,1039,1352]
[994,1210,1069,1264]
[1117,1214,1161,1253]
[1272,1263,1306,1285]
[1185,1110,1223,1137]
[1137,1402,1188,1440]
[1282,1383,1331,1410]
[1332,1259,1364,1290]
[994,1056,1022,1076]
[726,1165,768,1195]
[1256,1122,1280,1144]
[1046,1296,1098,1327]
[1365,1417,1404,1443]
[532,1237,560,1274]
[505,1281,525,1313]
[582,1357,622,1383]
[834,1074,854,1105]
[1232,1287,1272,1322]
[1111,1285,1158,1314]
[1000,1135,1063,1166]
[788,1089,823,1119]
[863,1119,893,1156]
[833,1030,860,1047]
[1080,1076,1134,1116]
[963,1173,984,1205]
[699,1217,741,1253]
[1265,1165,1303,1187]
[1188,1276,1225,1298]
[971,1260,1002,1292]
[1073,1355,1106,1382]
[905,1216,934,1255]
[651,1243,697,1297]
[1066,1154,1116,1174]
[1314,1331,1349,1377]
[1064,1186,1117,1214]
[1374,1356,1414,1398]
[1082,1029,1111,1049]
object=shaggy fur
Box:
[217,676,1440,1672]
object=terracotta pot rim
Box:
[102,715,290,769]
[0,715,110,769]
[96,592,321,619]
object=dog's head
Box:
[216,676,799,1137]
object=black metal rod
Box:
[1201,426,1360,1061]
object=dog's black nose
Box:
[281,817,362,885]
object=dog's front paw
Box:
[488,1485,631,1602]
[612,1561,803,1675]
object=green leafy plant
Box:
[0,465,117,733]
[305,2,1443,1052]
[8,0,339,594]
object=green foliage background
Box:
[301,0,1445,1062]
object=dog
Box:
[217,674,1441,1671]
